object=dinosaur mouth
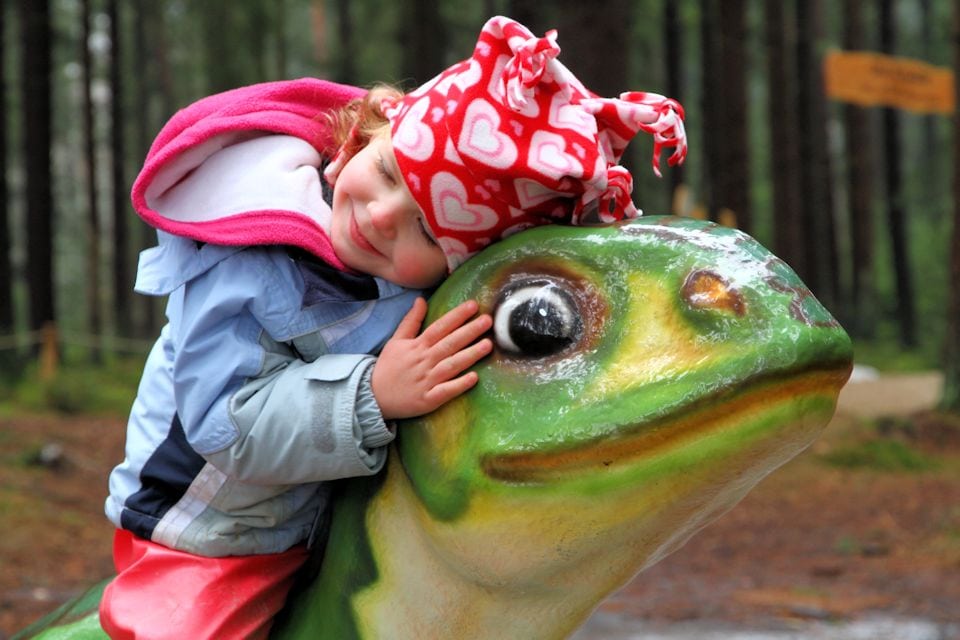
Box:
[481,365,852,483]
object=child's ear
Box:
[325,121,365,187]
[323,152,346,186]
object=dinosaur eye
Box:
[493,281,582,356]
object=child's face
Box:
[330,134,447,289]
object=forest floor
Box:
[1,371,959,639]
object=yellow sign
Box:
[824,50,955,114]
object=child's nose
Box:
[369,200,401,238]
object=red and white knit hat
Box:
[383,16,687,270]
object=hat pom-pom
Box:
[619,92,688,177]
[572,165,638,224]
[503,29,560,111]
[581,93,688,178]
[596,165,637,222]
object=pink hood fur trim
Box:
[131,78,365,269]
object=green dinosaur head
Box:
[397,216,851,590]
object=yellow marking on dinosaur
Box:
[581,272,733,401]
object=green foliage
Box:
[850,338,941,372]
[4,358,141,417]
[820,438,938,472]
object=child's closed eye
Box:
[418,218,438,246]
[376,155,397,185]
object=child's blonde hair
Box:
[327,84,404,158]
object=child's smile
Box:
[348,207,386,258]
[329,134,447,289]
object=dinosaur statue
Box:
[16,216,853,639]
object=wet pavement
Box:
[572,611,959,640]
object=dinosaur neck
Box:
[275,455,603,639]
[347,458,600,640]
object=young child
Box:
[100,15,686,639]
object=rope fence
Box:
[0,328,154,354]
[0,324,155,380]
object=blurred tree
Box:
[506,0,551,36]
[664,1,684,200]
[331,0,356,83]
[20,0,56,341]
[842,0,876,339]
[555,0,632,99]
[699,0,721,222]
[400,0,445,86]
[0,3,11,335]
[108,0,132,335]
[194,1,278,93]
[80,0,103,361]
[764,0,804,277]
[199,3,250,93]
[716,0,750,234]
[796,0,839,312]
[880,0,917,348]
[919,0,939,185]
[148,2,175,122]
[274,0,287,78]
[942,3,960,412]
[132,0,166,339]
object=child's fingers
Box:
[392,297,428,339]
[435,314,492,356]
[420,300,480,344]
[433,339,492,381]
[431,314,492,359]
[424,371,480,407]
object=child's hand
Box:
[372,298,492,420]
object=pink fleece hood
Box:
[131,78,364,269]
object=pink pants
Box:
[99,529,308,640]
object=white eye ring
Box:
[493,283,578,354]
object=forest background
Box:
[1,0,960,413]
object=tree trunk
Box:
[843,0,876,338]
[555,0,632,98]
[332,0,355,84]
[81,0,103,362]
[941,3,960,412]
[109,0,132,337]
[717,0,751,233]
[133,0,162,339]
[700,0,721,222]
[275,0,288,78]
[796,0,840,312]
[506,0,552,37]
[0,2,12,334]
[664,0,685,202]
[919,0,940,191]
[400,0,446,87]
[880,0,917,348]
[20,0,55,340]
[764,0,805,277]
[199,4,249,93]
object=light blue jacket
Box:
[105,232,420,556]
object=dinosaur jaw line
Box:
[480,364,852,484]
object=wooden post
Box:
[39,321,58,381]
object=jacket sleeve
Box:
[169,245,394,485]
[206,352,394,484]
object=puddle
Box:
[572,611,959,640]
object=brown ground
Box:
[1,372,959,637]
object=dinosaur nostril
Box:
[682,270,745,316]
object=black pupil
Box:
[508,296,574,356]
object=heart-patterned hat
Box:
[384,15,687,271]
